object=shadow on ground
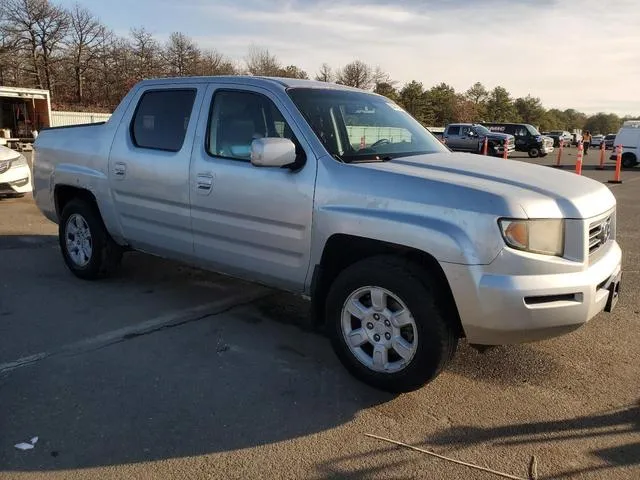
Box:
[0,234,57,250]
[426,401,640,479]
[0,283,394,472]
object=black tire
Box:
[325,255,458,393]
[59,198,123,280]
[622,153,637,169]
[528,147,540,158]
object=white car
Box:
[0,145,32,197]
[610,120,640,168]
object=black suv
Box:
[481,123,555,158]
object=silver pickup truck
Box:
[443,123,516,156]
[32,76,622,392]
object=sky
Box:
[59,0,640,116]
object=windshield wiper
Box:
[343,155,393,164]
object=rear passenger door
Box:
[108,84,205,258]
[459,125,478,152]
[188,84,317,292]
[444,125,461,149]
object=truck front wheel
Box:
[528,147,540,158]
[325,256,457,393]
[59,199,122,280]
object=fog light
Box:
[10,177,29,187]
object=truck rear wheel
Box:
[59,199,122,280]
[325,255,457,393]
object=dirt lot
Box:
[0,152,638,479]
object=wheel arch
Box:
[54,184,99,220]
[310,233,465,339]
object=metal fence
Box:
[50,111,112,127]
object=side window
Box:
[447,125,460,135]
[514,126,527,137]
[131,89,196,151]
[207,90,299,161]
[461,126,471,136]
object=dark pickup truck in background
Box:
[442,123,515,156]
[482,122,554,158]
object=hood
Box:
[355,152,615,219]
[0,145,21,162]
[484,132,512,140]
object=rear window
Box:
[447,125,460,135]
[131,89,196,152]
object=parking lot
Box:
[1,151,639,479]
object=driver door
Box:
[188,84,317,292]
[460,125,478,152]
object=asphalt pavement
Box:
[0,152,638,479]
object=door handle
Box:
[113,162,127,178]
[196,173,213,195]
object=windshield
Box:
[526,124,542,136]
[287,88,448,162]
[473,125,491,135]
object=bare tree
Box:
[0,6,22,85]
[33,0,69,92]
[93,29,135,107]
[336,60,375,90]
[67,3,102,102]
[279,64,307,79]
[164,32,199,76]
[315,62,333,82]
[197,48,236,76]
[245,45,281,76]
[3,0,44,88]
[130,26,161,80]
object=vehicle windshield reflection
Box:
[287,87,449,163]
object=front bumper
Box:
[0,163,33,194]
[542,143,555,154]
[442,240,622,345]
[495,143,516,155]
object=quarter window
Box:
[131,89,196,152]
[207,90,299,161]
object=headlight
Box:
[498,219,565,256]
[11,154,28,167]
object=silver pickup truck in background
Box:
[32,76,622,392]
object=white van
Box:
[611,120,640,168]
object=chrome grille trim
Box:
[588,214,613,256]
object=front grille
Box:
[588,215,613,255]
